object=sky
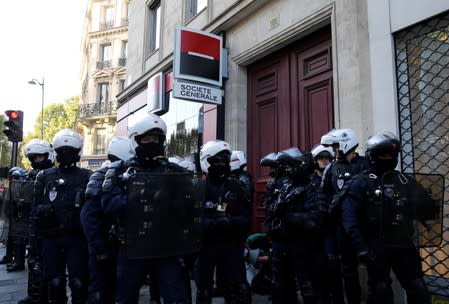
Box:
[0,1,87,135]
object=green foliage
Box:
[166,128,199,157]
[0,115,11,167]
[20,96,79,169]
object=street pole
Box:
[28,77,45,139]
[41,78,45,139]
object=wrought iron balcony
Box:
[96,60,112,70]
[99,21,114,31]
[77,101,117,118]
[118,57,126,66]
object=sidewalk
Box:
[0,244,28,304]
[0,244,271,304]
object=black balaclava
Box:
[55,147,80,169]
[28,153,53,170]
[207,151,231,181]
[134,131,165,167]
[372,156,398,174]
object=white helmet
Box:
[311,144,334,160]
[334,128,359,155]
[199,140,232,173]
[232,150,247,168]
[320,129,339,146]
[52,129,83,155]
[230,152,241,171]
[107,136,135,162]
[127,113,167,149]
[178,160,196,172]
[25,139,53,157]
[24,138,55,167]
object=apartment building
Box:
[77,0,129,169]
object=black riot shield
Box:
[0,187,10,243]
[125,172,204,259]
[380,172,444,248]
[407,173,444,248]
[9,180,34,239]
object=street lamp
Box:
[28,77,45,139]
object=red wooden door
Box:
[247,26,333,232]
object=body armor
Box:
[34,167,91,236]
[362,171,443,247]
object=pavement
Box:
[0,244,271,304]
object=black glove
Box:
[357,248,376,265]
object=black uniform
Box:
[31,166,92,304]
[342,169,431,304]
[195,175,252,304]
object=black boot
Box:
[7,261,25,272]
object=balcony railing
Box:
[78,101,117,118]
[96,60,112,70]
[118,57,126,66]
[99,21,114,31]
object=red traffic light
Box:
[3,110,24,142]
[9,111,18,120]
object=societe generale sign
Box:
[174,26,223,87]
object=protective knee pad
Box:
[196,289,212,304]
[69,278,87,304]
[404,278,430,304]
[48,277,67,304]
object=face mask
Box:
[32,159,53,170]
[56,149,80,168]
[135,143,164,162]
[372,158,397,173]
[208,164,231,181]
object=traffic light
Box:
[3,110,24,142]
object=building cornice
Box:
[88,26,128,39]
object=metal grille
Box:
[395,11,449,297]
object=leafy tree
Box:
[0,115,11,167]
[21,96,79,169]
[166,128,199,157]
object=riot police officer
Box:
[265,147,323,303]
[3,167,27,272]
[319,128,369,304]
[18,139,55,304]
[31,129,92,304]
[101,113,189,304]
[81,136,135,304]
[230,151,254,203]
[342,132,432,304]
[195,140,252,304]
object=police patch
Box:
[337,179,345,189]
[49,190,57,202]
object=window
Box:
[147,1,161,54]
[119,41,127,66]
[97,44,112,69]
[185,0,207,21]
[101,44,112,61]
[94,128,107,154]
[97,83,109,111]
[104,7,114,28]
[119,79,126,92]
